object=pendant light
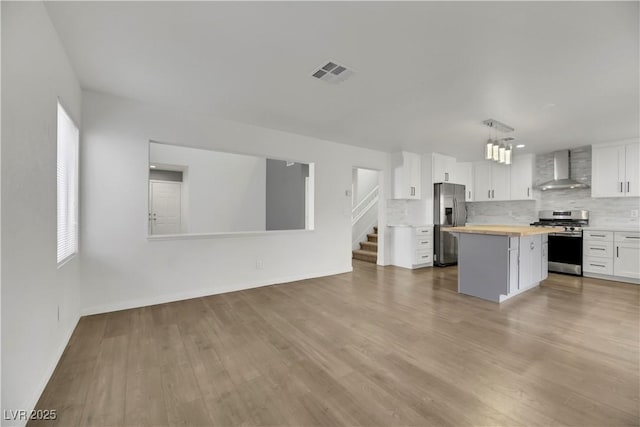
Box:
[505,144,513,165]
[492,126,500,161]
[485,121,494,159]
[485,140,493,160]
[482,119,515,164]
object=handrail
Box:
[352,185,379,216]
[352,185,379,225]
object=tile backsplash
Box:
[468,146,640,229]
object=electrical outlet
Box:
[256,260,264,270]
[631,210,639,218]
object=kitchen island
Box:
[446,225,564,303]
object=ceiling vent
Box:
[311,61,354,84]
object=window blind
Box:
[57,102,79,265]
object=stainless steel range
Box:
[530,210,589,276]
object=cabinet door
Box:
[473,162,492,201]
[614,232,640,279]
[625,143,639,197]
[592,145,625,197]
[393,152,421,199]
[518,236,533,288]
[531,235,543,283]
[508,239,520,294]
[407,152,421,199]
[491,164,510,201]
[614,244,640,279]
[444,155,456,183]
[432,153,456,184]
[541,241,549,280]
[455,162,474,201]
[510,155,534,200]
[519,235,543,287]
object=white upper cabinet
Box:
[432,153,456,184]
[624,143,639,197]
[492,164,510,201]
[592,140,640,198]
[455,162,474,201]
[510,154,534,200]
[473,162,510,201]
[474,162,492,202]
[392,151,421,199]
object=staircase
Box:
[352,226,378,263]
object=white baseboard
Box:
[13,315,80,427]
[583,272,640,285]
[80,267,353,316]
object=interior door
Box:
[150,181,182,235]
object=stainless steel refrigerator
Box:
[434,183,467,266]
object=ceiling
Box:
[45,1,639,160]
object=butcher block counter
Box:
[444,225,565,236]
[446,225,563,303]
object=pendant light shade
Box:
[499,143,506,163]
[505,145,512,165]
[492,143,499,161]
[485,139,493,160]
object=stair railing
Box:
[352,185,379,225]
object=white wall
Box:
[80,90,391,315]
[353,168,379,207]
[150,143,266,233]
[1,2,82,424]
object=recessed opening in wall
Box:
[148,141,315,236]
[57,101,79,265]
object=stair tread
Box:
[353,249,376,254]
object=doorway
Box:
[351,167,380,264]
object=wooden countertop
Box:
[445,225,565,236]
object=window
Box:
[57,101,79,265]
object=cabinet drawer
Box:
[583,257,613,275]
[415,249,432,264]
[584,230,613,241]
[415,226,432,236]
[615,231,640,246]
[415,237,431,249]
[583,241,614,258]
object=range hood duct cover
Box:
[538,150,590,191]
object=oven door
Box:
[548,233,583,275]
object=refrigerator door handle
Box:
[452,199,457,226]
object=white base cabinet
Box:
[583,229,640,283]
[390,226,433,269]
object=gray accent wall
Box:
[266,160,309,230]
[468,146,640,228]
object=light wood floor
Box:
[31,261,639,426]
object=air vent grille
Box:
[311,60,354,84]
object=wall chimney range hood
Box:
[538,150,590,191]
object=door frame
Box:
[350,166,386,266]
